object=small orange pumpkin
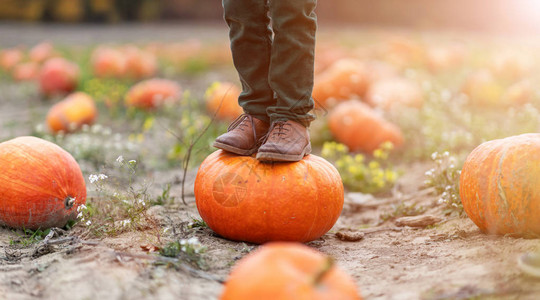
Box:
[502,80,534,106]
[29,42,55,64]
[122,45,157,79]
[91,46,127,78]
[125,78,181,110]
[221,242,361,300]
[312,59,369,108]
[194,150,344,244]
[460,134,540,236]
[328,100,404,153]
[39,57,80,97]
[204,82,243,121]
[0,48,24,71]
[12,62,40,81]
[0,136,87,230]
[47,92,98,133]
[365,77,423,110]
[426,45,465,73]
[461,70,504,106]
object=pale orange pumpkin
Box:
[39,57,80,97]
[426,45,465,73]
[0,136,86,229]
[365,77,423,110]
[12,62,40,81]
[221,242,361,300]
[461,70,504,106]
[29,42,55,64]
[194,150,344,244]
[204,82,243,121]
[460,134,540,236]
[502,80,534,106]
[122,45,157,79]
[91,46,127,78]
[47,92,98,133]
[0,48,24,71]
[489,52,532,82]
[125,78,181,110]
[328,100,404,153]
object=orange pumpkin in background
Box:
[426,45,465,73]
[29,42,55,64]
[383,36,426,68]
[125,78,181,110]
[314,44,350,75]
[365,77,423,110]
[221,242,362,300]
[312,59,369,108]
[12,62,40,81]
[91,46,127,78]
[461,70,504,106]
[122,45,157,79]
[0,136,86,230]
[39,57,80,97]
[364,60,399,86]
[194,150,344,244]
[204,82,243,121]
[0,48,24,71]
[47,92,98,133]
[328,100,404,153]
[489,51,532,82]
[502,80,534,106]
[460,134,540,237]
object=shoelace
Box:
[228,113,258,141]
[260,121,291,144]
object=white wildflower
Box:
[89,174,98,183]
[86,220,92,226]
[116,155,124,164]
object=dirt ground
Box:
[1,23,540,300]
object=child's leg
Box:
[266,0,317,127]
[222,0,275,123]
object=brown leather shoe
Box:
[256,120,312,162]
[213,114,270,155]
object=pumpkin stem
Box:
[64,196,76,209]
[312,256,335,286]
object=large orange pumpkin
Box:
[221,242,361,300]
[47,92,98,133]
[204,82,243,121]
[0,136,86,229]
[312,59,369,108]
[39,57,80,97]
[328,100,404,153]
[460,134,540,236]
[125,78,181,110]
[365,77,423,110]
[194,150,344,244]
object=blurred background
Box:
[1,0,540,34]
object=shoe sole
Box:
[256,144,312,162]
[213,141,258,156]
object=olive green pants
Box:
[222,0,317,126]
